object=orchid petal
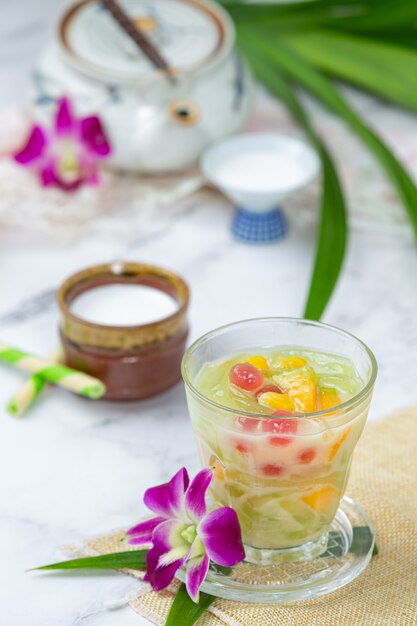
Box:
[144,519,190,591]
[40,154,83,191]
[14,126,47,164]
[152,519,189,553]
[144,544,186,591]
[144,468,189,519]
[188,535,205,560]
[84,166,100,186]
[80,116,111,157]
[158,545,190,568]
[184,468,213,521]
[55,177,83,192]
[55,97,75,135]
[77,153,100,186]
[198,507,245,567]
[185,552,209,603]
[40,163,57,187]
[126,516,165,545]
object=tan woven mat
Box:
[81,405,417,625]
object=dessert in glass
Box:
[182,318,377,565]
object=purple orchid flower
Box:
[14,97,111,191]
[126,467,245,603]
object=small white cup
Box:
[201,132,320,243]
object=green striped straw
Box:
[7,347,63,417]
[0,342,105,400]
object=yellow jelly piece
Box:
[280,356,308,370]
[245,355,269,371]
[257,392,294,412]
[319,387,341,411]
[209,454,225,481]
[211,459,225,481]
[302,485,337,513]
[328,427,351,461]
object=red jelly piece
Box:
[255,384,282,398]
[237,416,259,431]
[229,363,264,392]
[298,448,316,464]
[233,440,251,454]
[262,413,297,446]
[262,463,285,476]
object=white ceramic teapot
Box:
[31,0,253,173]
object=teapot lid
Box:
[59,0,233,83]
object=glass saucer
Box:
[176,497,374,603]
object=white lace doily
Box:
[0,158,204,240]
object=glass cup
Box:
[182,318,377,564]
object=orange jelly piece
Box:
[302,485,337,512]
[328,427,351,461]
[319,387,341,411]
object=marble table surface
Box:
[2,2,417,625]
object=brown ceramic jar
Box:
[57,262,190,400]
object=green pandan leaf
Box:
[222,0,365,27]
[33,550,148,571]
[279,29,417,112]
[224,0,417,32]
[165,583,215,626]
[351,526,379,557]
[330,0,417,32]
[209,563,233,576]
[322,527,378,558]
[372,31,417,53]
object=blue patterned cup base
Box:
[232,207,287,244]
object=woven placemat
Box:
[80,405,417,625]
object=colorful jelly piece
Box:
[262,463,285,476]
[210,457,225,481]
[319,386,341,411]
[301,485,337,512]
[262,414,297,446]
[245,355,269,371]
[328,427,351,461]
[274,356,307,370]
[298,448,316,464]
[257,391,294,412]
[232,439,251,454]
[229,362,264,392]
[255,383,283,398]
[237,415,259,431]
[273,365,317,413]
